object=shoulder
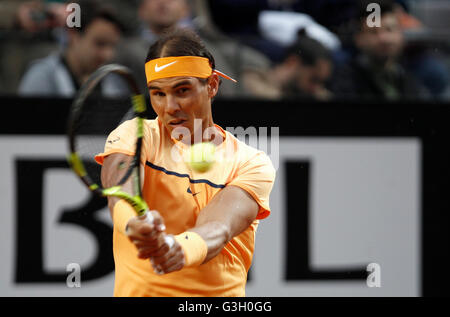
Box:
[24,53,61,75]
[18,53,61,94]
[143,118,161,137]
[224,130,275,175]
[142,118,164,148]
[115,117,160,136]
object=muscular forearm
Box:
[189,221,231,263]
[185,186,259,264]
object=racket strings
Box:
[73,96,137,188]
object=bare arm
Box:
[151,184,260,271]
[190,185,259,263]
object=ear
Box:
[207,72,220,99]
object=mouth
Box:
[168,119,188,127]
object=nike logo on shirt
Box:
[155,61,177,72]
[187,187,200,196]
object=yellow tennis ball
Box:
[187,142,216,173]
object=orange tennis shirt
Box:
[95,117,276,297]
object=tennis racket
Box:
[67,64,172,273]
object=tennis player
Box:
[96,29,276,297]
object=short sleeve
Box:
[94,118,139,165]
[228,151,276,220]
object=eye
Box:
[151,91,165,97]
[95,39,108,48]
[177,87,190,94]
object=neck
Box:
[185,117,223,146]
[200,117,222,144]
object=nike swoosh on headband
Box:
[155,61,178,72]
[145,56,238,84]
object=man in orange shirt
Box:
[96,29,276,296]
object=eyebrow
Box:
[148,80,193,90]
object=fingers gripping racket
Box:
[67,64,173,270]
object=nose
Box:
[98,45,115,64]
[165,94,181,115]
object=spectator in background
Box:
[258,10,341,53]
[114,0,191,93]
[0,0,68,94]
[139,0,192,41]
[394,2,449,99]
[115,0,272,98]
[207,0,290,62]
[0,0,66,32]
[330,0,427,100]
[18,0,127,97]
[244,30,333,101]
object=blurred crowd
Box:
[0,0,449,101]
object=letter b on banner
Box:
[15,159,114,284]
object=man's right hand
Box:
[126,210,185,274]
[126,210,169,260]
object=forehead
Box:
[148,76,203,88]
[83,18,121,37]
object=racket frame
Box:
[67,64,149,217]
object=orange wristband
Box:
[112,200,136,234]
[174,232,208,267]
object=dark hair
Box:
[285,29,331,66]
[72,0,125,34]
[145,28,216,69]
